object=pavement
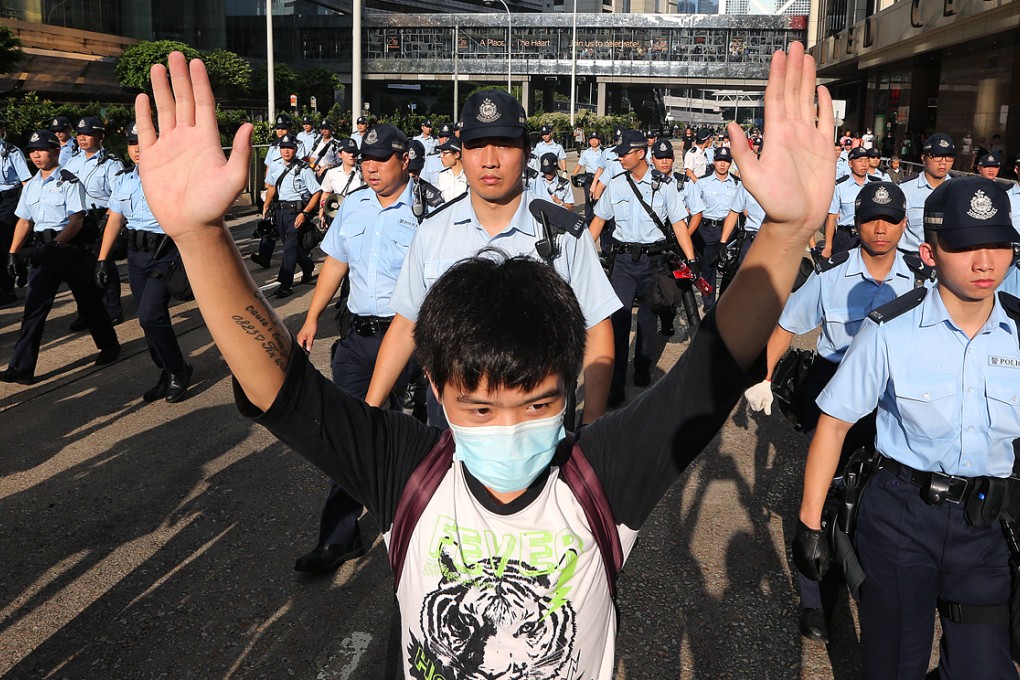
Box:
[1,212,882,679]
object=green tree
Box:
[249,62,299,111]
[295,67,341,113]
[116,40,200,92]
[0,25,24,75]
[202,49,252,100]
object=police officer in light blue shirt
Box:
[63,115,126,325]
[97,122,192,403]
[350,115,368,148]
[264,115,308,173]
[796,177,1020,679]
[412,119,437,157]
[824,146,881,257]
[421,122,452,187]
[262,134,322,298]
[1,130,119,383]
[292,123,420,575]
[866,148,890,182]
[49,116,79,167]
[688,145,740,310]
[572,132,604,221]
[1008,159,1020,229]
[900,132,955,254]
[527,153,573,209]
[306,119,342,176]
[295,116,320,154]
[0,116,32,304]
[588,129,697,406]
[530,125,566,175]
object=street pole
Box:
[352,0,362,133]
[454,24,459,119]
[569,0,577,127]
[266,0,275,123]
[484,0,511,93]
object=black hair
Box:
[415,251,586,394]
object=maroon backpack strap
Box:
[557,434,625,601]
[388,429,455,587]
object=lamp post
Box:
[266,0,275,123]
[483,0,512,93]
[352,0,363,134]
[569,0,578,126]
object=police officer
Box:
[688,145,739,311]
[531,124,566,174]
[795,177,1020,679]
[900,132,955,253]
[293,123,419,574]
[263,114,304,173]
[720,174,766,268]
[588,129,697,406]
[1008,158,1020,228]
[1,130,119,383]
[421,122,452,186]
[835,140,851,179]
[572,132,604,221]
[365,89,620,427]
[63,116,125,327]
[97,123,192,402]
[746,182,930,642]
[350,115,368,148]
[528,152,573,210]
[0,115,32,305]
[591,127,624,203]
[684,128,712,182]
[976,153,1001,181]
[262,133,322,298]
[866,148,890,181]
[435,137,467,203]
[49,116,78,166]
[307,119,342,178]
[295,115,319,154]
[412,119,437,156]
[254,117,303,268]
[318,138,362,227]
[406,139,445,223]
[823,146,881,257]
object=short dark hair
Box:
[415,252,586,394]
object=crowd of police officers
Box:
[4,85,1020,677]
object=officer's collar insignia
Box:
[873,186,891,205]
[365,129,378,145]
[30,132,39,143]
[939,139,950,148]
[408,147,417,160]
[477,98,501,124]
[967,190,997,220]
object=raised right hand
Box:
[135,52,253,243]
[744,379,774,415]
[296,319,317,352]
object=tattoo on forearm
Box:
[230,293,291,371]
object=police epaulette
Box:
[835,175,850,184]
[58,169,80,183]
[420,190,466,219]
[867,287,927,324]
[866,174,882,182]
[556,176,569,189]
[901,252,937,284]
[815,250,851,273]
[612,171,627,180]
[116,166,132,176]
[346,184,370,196]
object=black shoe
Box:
[300,270,315,285]
[165,363,193,403]
[143,372,170,402]
[0,366,34,385]
[94,344,121,366]
[69,315,87,332]
[274,286,293,299]
[607,389,625,408]
[110,314,124,326]
[798,608,829,643]
[294,536,366,574]
[250,253,271,269]
[0,290,15,305]
[634,369,651,387]
[659,317,675,337]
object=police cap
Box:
[301,116,313,125]
[645,129,659,139]
[614,129,647,155]
[407,140,426,173]
[696,129,713,143]
[356,115,368,125]
[341,137,360,155]
[126,122,139,145]
[274,114,292,130]
[866,147,881,158]
[458,90,528,144]
[539,152,558,173]
[438,138,461,153]
[588,131,600,141]
[923,133,956,157]
[713,146,733,163]
[923,177,1018,247]
[540,125,553,135]
[359,123,409,159]
[48,116,72,132]
[422,119,433,128]
[977,153,1000,168]
[278,133,298,149]
[855,181,906,224]
[319,119,333,130]
[651,140,675,159]
[437,122,454,138]
[848,146,868,161]
[26,129,60,149]
[75,116,105,136]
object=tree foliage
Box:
[116,40,200,92]
[0,25,24,75]
[203,49,252,99]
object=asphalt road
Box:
[0,212,873,679]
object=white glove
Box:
[744,379,774,415]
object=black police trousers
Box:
[0,187,19,293]
[856,466,1014,680]
[692,218,723,310]
[609,252,659,395]
[8,244,118,374]
[276,207,313,290]
[127,247,185,375]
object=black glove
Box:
[94,260,109,290]
[5,252,15,281]
[792,520,830,580]
[686,257,701,277]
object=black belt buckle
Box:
[352,317,380,337]
[923,471,967,505]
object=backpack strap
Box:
[388,429,455,587]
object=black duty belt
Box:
[701,218,725,228]
[277,200,307,211]
[836,224,857,232]
[878,455,977,505]
[127,229,167,253]
[33,229,60,245]
[350,314,393,337]
[611,240,668,257]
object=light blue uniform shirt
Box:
[828,174,872,227]
[58,138,79,167]
[412,134,437,156]
[422,152,444,187]
[901,173,951,252]
[62,148,123,209]
[1008,184,1020,230]
[694,173,739,220]
[264,161,321,202]
[391,190,621,328]
[594,170,687,243]
[869,169,891,182]
[296,130,320,153]
[835,156,849,179]
[350,130,364,148]
[597,155,624,187]
[14,166,86,231]
[108,167,161,233]
[779,248,920,362]
[680,175,705,215]
[530,140,566,173]
[729,184,765,232]
[0,142,32,190]
[819,287,1020,477]
[999,264,1020,298]
[321,182,417,317]
[527,174,573,205]
[578,146,605,174]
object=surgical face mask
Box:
[444,406,566,494]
